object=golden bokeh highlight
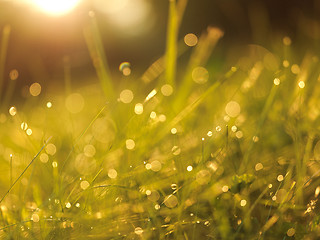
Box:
[40,153,49,163]
[192,67,209,84]
[32,0,81,16]
[184,33,198,47]
[84,145,96,157]
[29,82,41,97]
[134,227,143,235]
[31,213,40,223]
[108,169,118,179]
[9,69,19,80]
[126,139,135,150]
[134,103,143,115]
[164,195,178,208]
[119,62,131,76]
[298,81,305,89]
[119,89,134,103]
[9,106,17,116]
[225,101,241,118]
[46,143,57,156]
[150,160,161,172]
[161,84,173,96]
[80,180,90,190]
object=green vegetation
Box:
[1,1,320,239]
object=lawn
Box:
[0,0,320,239]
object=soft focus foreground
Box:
[1,1,320,239]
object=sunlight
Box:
[31,0,80,15]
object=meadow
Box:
[0,0,320,239]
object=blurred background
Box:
[0,0,319,103]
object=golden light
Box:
[31,0,81,16]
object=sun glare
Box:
[32,0,80,15]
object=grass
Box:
[1,1,320,239]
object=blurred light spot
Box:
[171,128,177,135]
[84,145,96,157]
[225,101,241,118]
[273,78,280,85]
[146,190,151,195]
[283,60,290,68]
[231,66,237,72]
[298,81,305,89]
[31,213,39,223]
[291,64,300,74]
[277,175,284,182]
[147,190,160,202]
[240,199,247,207]
[192,67,209,84]
[150,111,156,119]
[26,129,32,136]
[164,195,178,208]
[134,227,143,235]
[187,165,193,172]
[66,202,71,208]
[145,89,157,102]
[46,102,52,108]
[75,203,80,208]
[9,69,19,80]
[9,106,17,116]
[161,84,173,96]
[126,139,135,150]
[52,161,58,168]
[236,131,243,139]
[184,33,198,47]
[253,136,259,142]
[315,186,320,198]
[80,180,90,190]
[171,146,181,155]
[287,228,295,237]
[231,126,237,132]
[145,163,151,170]
[222,185,229,192]
[255,163,263,171]
[108,169,117,179]
[134,103,143,115]
[204,221,210,226]
[283,36,292,46]
[65,93,84,113]
[40,153,49,163]
[159,114,166,122]
[272,196,277,201]
[155,204,160,210]
[207,131,213,137]
[151,160,161,172]
[46,143,56,156]
[171,184,177,190]
[21,122,28,131]
[216,126,222,132]
[119,62,131,76]
[32,0,81,16]
[29,83,41,97]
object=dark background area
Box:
[0,0,319,94]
